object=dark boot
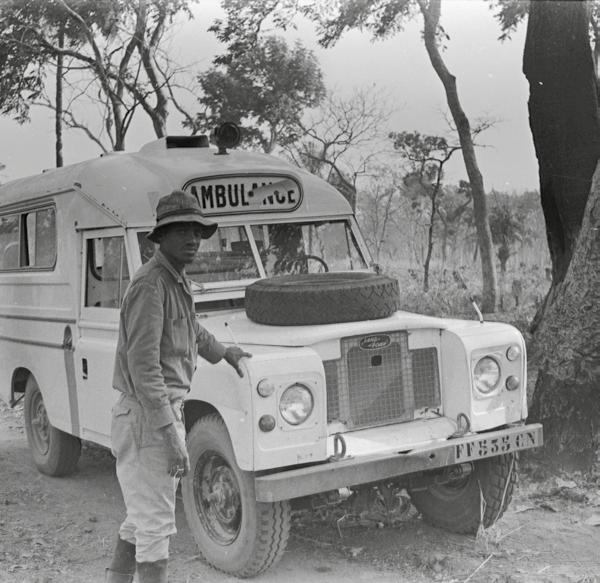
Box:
[105,536,136,583]
[105,570,133,583]
[136,559,168,583]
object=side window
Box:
[0,215,19,269]
[85,236,130,308]
[0,206,56,270]
[24,208,57,268]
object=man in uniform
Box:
[105,190,251,583]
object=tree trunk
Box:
[419,0,497,312]
[529,163,600,468]
[525,0,600,468]
[523,0,600,302]
[423,197,435,292]
[55,28,64,167]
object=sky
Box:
[0,0,539,193]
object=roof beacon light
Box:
[212,122,241,155]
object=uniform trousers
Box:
[111,392,186,562]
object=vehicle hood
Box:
[199,310,497,347]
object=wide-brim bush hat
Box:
[147,189,218,242]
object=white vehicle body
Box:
[0,134,542,576]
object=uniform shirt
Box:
[112,249,226,429]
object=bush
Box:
[383,262,549,329]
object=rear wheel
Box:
[23,376,81,476]
[408,454,518,534]
[182,414,291,578]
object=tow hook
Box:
[328,433,347,461]
[450,412,471,438]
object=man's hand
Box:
[224,345,252,377]
[160,423,190,478]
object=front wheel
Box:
[23,376,81,476]
[408,453,518,534]
[182,414,291,578]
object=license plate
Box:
[454,427,542,462]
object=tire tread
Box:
[245,273,400,325]
[24,377,81,477]
[182,414,291,578]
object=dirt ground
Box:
[1,399,599,583]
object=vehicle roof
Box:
[0,137,352,227]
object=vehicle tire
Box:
[182,414,291,578]
[408,453,518,534]
[23,376,81,476]
[245,272,400,325]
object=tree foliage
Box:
[486,0,529,40]
[285,87,391,209]
[191,35,325,153]
[390,130,460,291]
[489,0,600,81]
[0,0,195,153]
[210,0,498,311]
[488,193,527,273]
[356,165,406,264]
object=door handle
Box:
[82,358,88,380]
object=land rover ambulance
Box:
[0,126,542,577]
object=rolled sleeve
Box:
[195,318,227,364]
[124,282,176,429]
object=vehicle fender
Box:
[188,357,255,470]
[440,324,528,431]
[188,345,328,471]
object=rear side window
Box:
[0,206,56,271]
[0,215,19,269]
[25,208,56,268]
[85,236,130,308]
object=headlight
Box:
[473,356,501,394]
[279,383,314,425]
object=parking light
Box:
[506,345,521,361]
[505,375,520,391]
[258,415,276,432]
[257,379,276,397]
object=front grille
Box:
[324,331,440,429]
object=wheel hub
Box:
[208,465,240,525]
[195,452,241,545]
[30,394,50,455]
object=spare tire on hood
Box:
[245,272,400,326]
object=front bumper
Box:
[254,423,543,502]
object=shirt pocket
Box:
[164,317,189,356]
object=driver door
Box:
[75,229,132,446]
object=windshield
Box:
[138,226,260,285]
[251,220,367,276]
[137,219,367,285]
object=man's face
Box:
[158,222,204,268]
